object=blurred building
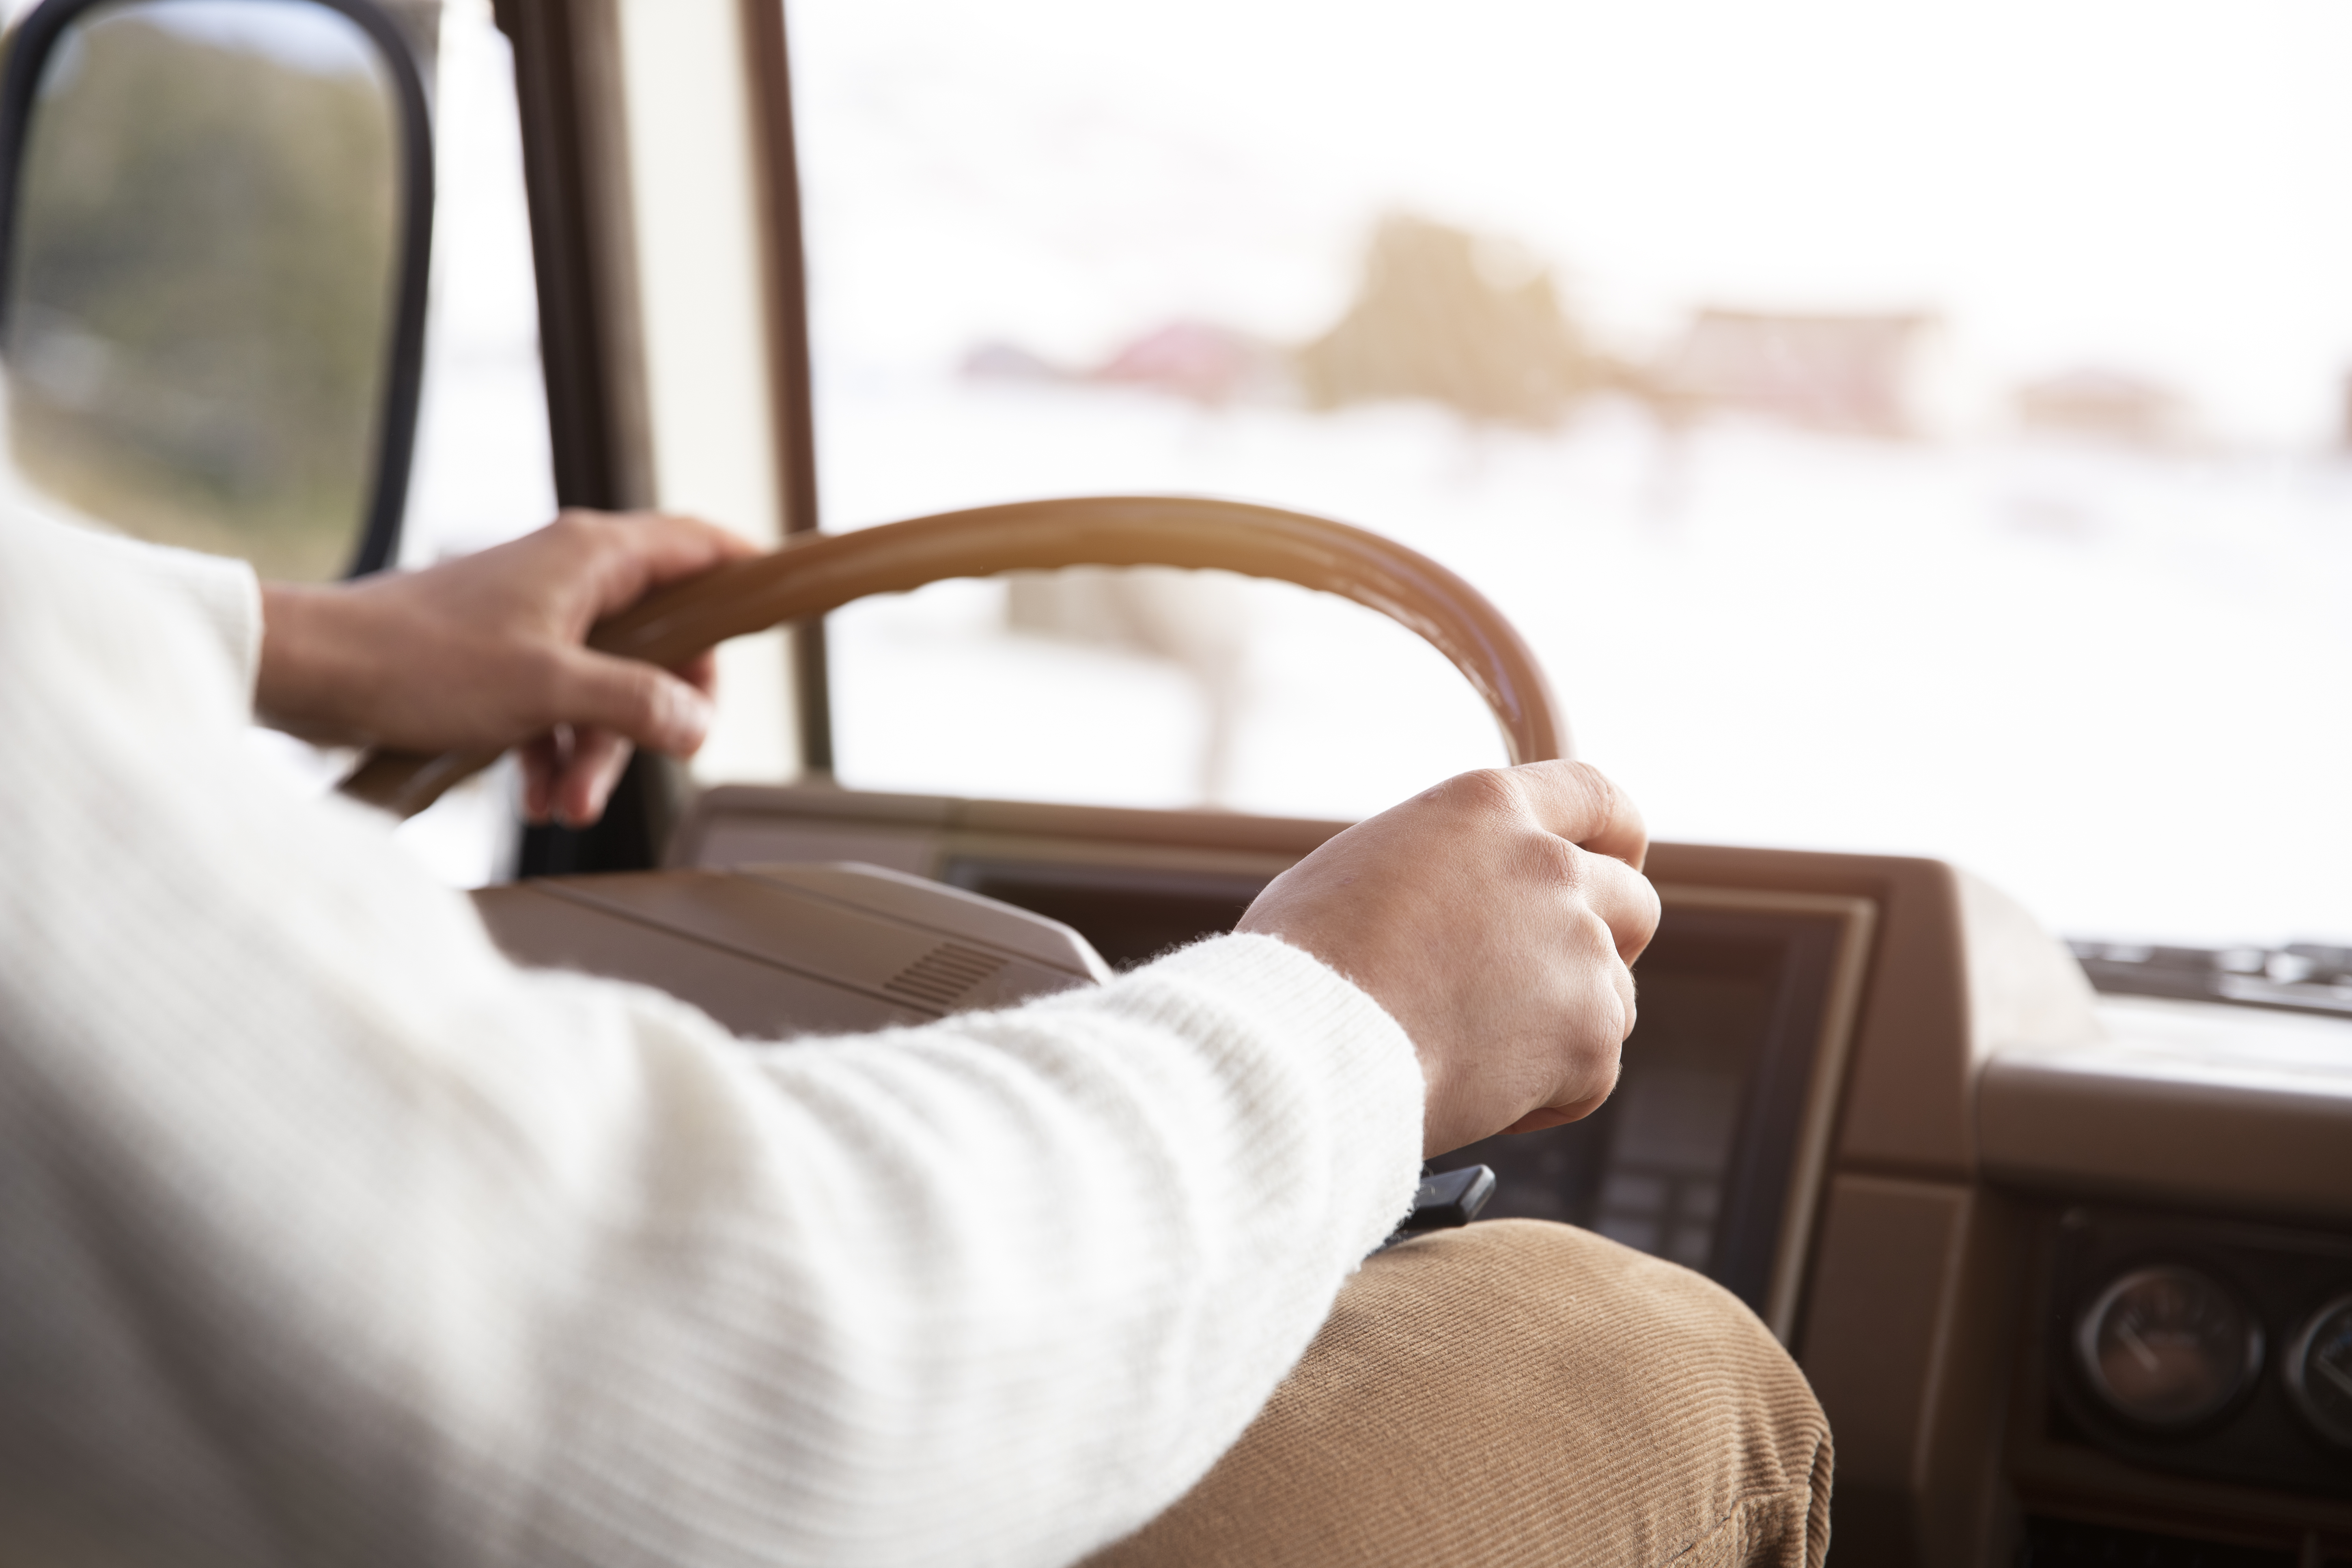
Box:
[1661,309,1941,437]
[2014,368,2190,448]
[961,340,1068,384]
[962,322,1291,406]
[1296,215,1602,427]
[1090,320,1293,406]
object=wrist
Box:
[255,582,368,743]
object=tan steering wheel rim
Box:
[341,495,1570,819]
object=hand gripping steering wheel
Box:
[340,496,1569,819]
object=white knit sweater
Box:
[0,502,1426,1568]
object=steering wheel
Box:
[341,496,1569,818]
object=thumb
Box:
[547,647,717,757]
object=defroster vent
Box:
[883,942,1008,1009]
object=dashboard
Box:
[622,779,2352,1567]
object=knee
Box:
[1349,1218,1833,1562]
[1090,1217,1834,1568]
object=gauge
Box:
[2284,1293,2352,1449]
[2074,1264,2262,1429]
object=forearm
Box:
[8,922,1421,1567]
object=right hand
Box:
[257,509,758,827]
[1236,761,1660,1157]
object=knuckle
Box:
[1568,902,1618,960]
[1567,918,1638,1038]
[1571,765,1615,822]
[1429,766,1523,818]
[1527,832,1583,888]
[1568,759,1645,838]
[1568,1009,1624,1093]
[1584,975,1633,1052]
[524,656,569,723]
[550,509,619,552]
[616,664,667,727]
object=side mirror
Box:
[0,0,433,580]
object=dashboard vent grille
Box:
[883,943,1007,1009]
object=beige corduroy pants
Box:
[1087,1219,1833,1568]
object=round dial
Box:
[2285,1293,2352,1448]
[2074,1264,2262,1429]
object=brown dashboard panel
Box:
[1981,997,2352,1228]
[470,861,1109,1037]
[676,784,2100,1173]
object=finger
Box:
[1571,906,1639,1048]
[546,647,716,758]
[570,508,764,618]
[675,648,719,698]
[619,509,765,585]
[553,727,634,828]
[519,731,568,824]
[1502,964,1633,1135]
[1509,760,1649,869]
[1501,1083,1614,1136]
[1608,952,1639,1040]
[1569,847,1663,963]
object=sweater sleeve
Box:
[0,499,264,694]
[0,502,1427,1568]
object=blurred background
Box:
[2,0,2344,951]
[791,0,2352,949]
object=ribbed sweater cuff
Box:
[161,548,264,702]
[1132,931,1426,1249]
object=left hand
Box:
[257,510,759,827]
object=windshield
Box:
[789,0,2351,950]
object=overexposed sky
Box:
[792,0,2352,442]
